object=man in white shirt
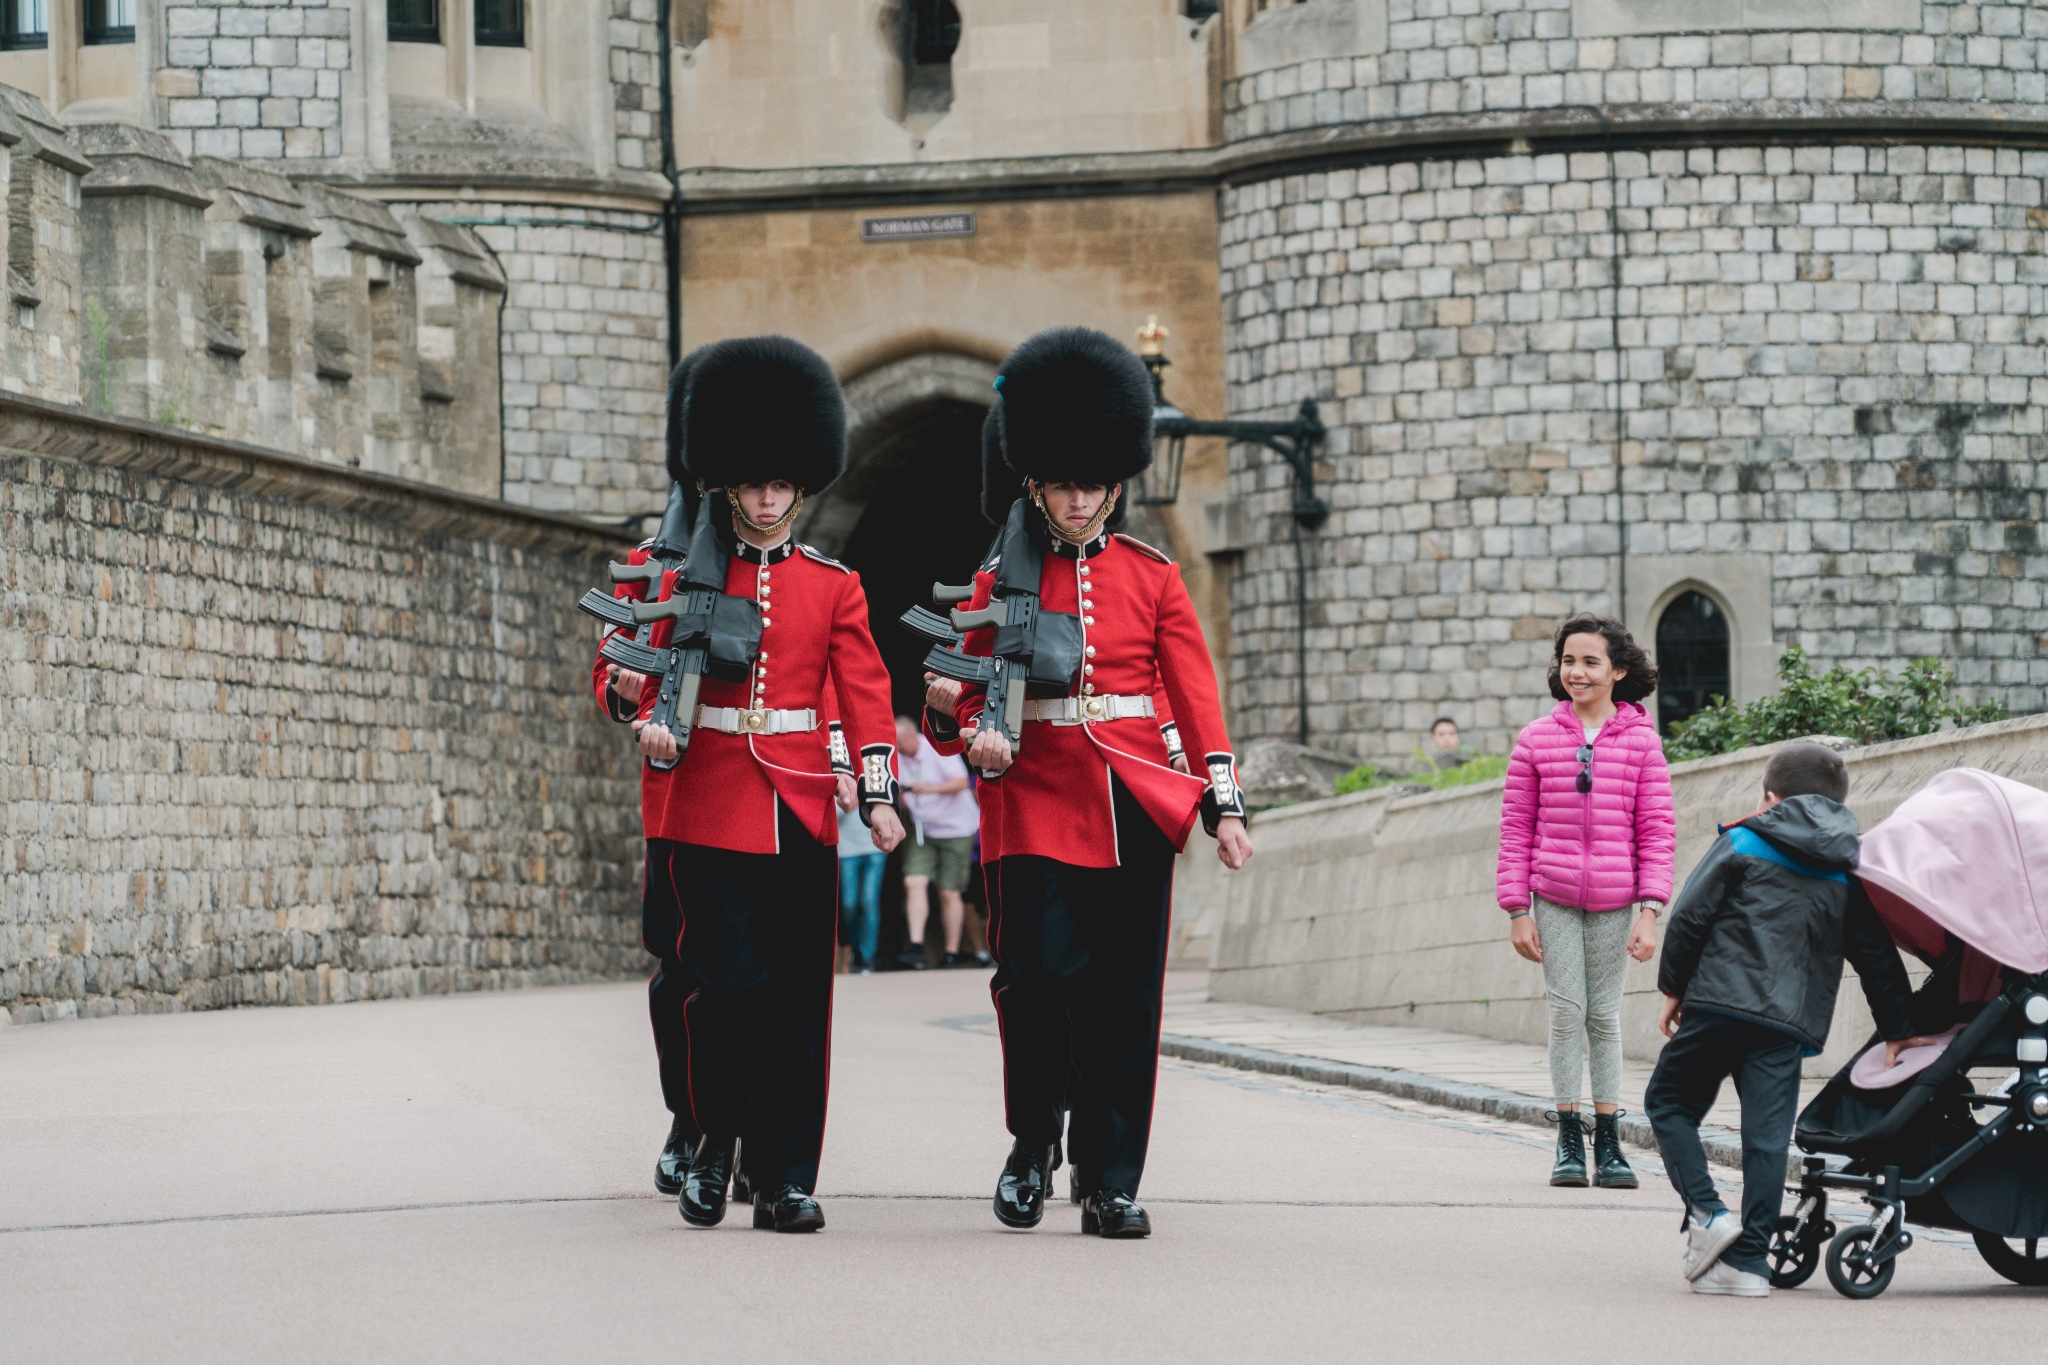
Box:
[894,714,981,968]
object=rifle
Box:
[580,489,760,765]
[577,480,693,636]
[896,499,1083,769]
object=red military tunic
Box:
[952,532,1230,869]
[593,540,859,844]
[631,538,896,855]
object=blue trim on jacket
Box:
[1722,825,1852,885]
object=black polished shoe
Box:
[653,1115,698,1197]
[1081,1189,1151,1239]
[730,1137,752,1207]
[1592,1110,1638,1189]
[940,951,962,969]
[894,943,928,971]
[1547,1110,1589,1188]
[752,1184,825,1233]
[993,1138,1059,1229]
[679,1135,736,1227]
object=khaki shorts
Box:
[903,834,975,893]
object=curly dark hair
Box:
[1547,613,1658,704]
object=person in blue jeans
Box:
[837,803,885,973]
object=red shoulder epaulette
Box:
[1113,533,1173,564]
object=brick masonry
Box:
[161,0,353,162]
[0,403,643,1026]
[1226,0,2048,140]
[387,201,669,519]
[1218,1,2048,765]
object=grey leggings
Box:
[1533,896,1631,1108]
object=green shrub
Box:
[1335,750,1509,796]
[1664,645,2006,762]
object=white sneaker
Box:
[1691,1260,1770,1297]
[1684,1209,1743,1281]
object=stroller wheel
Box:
[1825,1225,1897,1299]
[1767,1215,1832,1289]
[1973,1232,2048,1286]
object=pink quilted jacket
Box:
[1496,699,1676,913]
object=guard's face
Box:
[1039,481,1117,533]
[734,480,798,529]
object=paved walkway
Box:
[4,974,2034,1363]
[1160,989,1832,1167]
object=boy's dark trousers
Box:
[1645,1010,1805,1277]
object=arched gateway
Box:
[798,352,999,715]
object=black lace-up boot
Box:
[1592,1110,1638,1188]
[1548,1109,1589,1187]
[993,1137,1059,1229]
[679,1135,736,1226]
[653,1114,697,1197]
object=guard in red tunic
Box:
[629,335,904,1234]
[941,328,1253,1239]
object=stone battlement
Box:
[0,85,504,498]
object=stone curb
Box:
[1160,1034,1785,1175]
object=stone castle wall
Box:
[1218,0,2048,764]
[0,400,642,1026]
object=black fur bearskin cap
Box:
[662,344,710,486]
[979,403,1022,526]
[993,327,1154,489]
[671,335,847,492]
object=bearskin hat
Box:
[979,403,1023,526]
[672,335,847,492]
[662,344,710,486]
[992,327,1154,488]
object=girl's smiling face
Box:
[1557,631,1626,709]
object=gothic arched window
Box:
[1656,590,1731,735]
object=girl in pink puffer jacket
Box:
[1497,613,1676,1190]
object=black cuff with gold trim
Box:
[828,721,855,780]
[857,743,899,825]
[604,680,638,724]
[1160,720,1185,765]
[925,704,962,745]
[1199,751,1248,837]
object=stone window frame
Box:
[1625,554,1777,731]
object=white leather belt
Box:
[1023,694,1156,725]
[693,705,819,736]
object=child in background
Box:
[1648,741,1921,1297]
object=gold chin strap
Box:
[1033,485,1117,546]
[726,486,805,539]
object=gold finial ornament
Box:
[1136,315,1169,357]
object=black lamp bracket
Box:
[1153,400,1328,530]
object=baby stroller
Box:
[1770,768,2048,1299]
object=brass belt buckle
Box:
[742,708,769,733]
[1082,696,1108,722]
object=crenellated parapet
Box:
[0,83,505,499]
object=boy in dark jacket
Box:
[1647,742,1919,1297]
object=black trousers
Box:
[661,805,839,1193]
[642,840,702,1130]
[987,777,1175,1198]
[1645,1009,1805,1277]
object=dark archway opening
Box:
[1656,590,1731,736]
[837,397,992,966]
[841,398,994,717]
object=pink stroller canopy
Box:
[1856,767,2048,976]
